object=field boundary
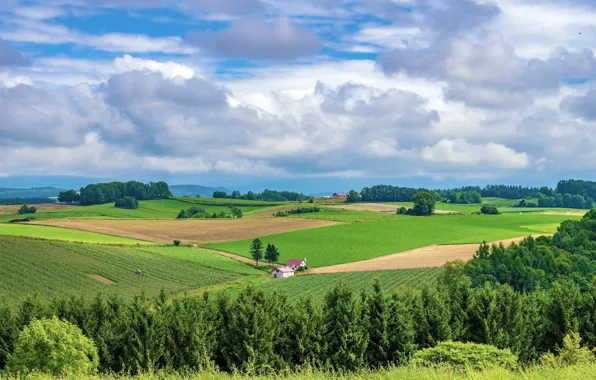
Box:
[199,247,282,269]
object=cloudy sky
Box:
[1,0,595,191]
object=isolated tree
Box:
[265,244,280,266]
[410,191,436,216]
[250,238,264,266]
[213,191,227,199]
[480,205,499,215]
[7,317,99,376]
[229,206,243,219]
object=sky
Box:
[1,0,596,192]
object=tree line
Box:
[58,181,172,206]
[0,198,55,205]
[213,189,311,202]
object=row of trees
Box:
[58,181,171,206]
[213,190,311,202]
[274,207,320,217]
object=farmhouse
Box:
[333,192,349,198]
[286,258,307,270]
[272,266,295,279]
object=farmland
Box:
[0,223,151,245]
[0,236,253,303]
[206,213,580,267]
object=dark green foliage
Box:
[0,198,55,205]
[288,294,323,366]
[396,207,407,215]
[17,204,36,214]
[228,206,243,218]
[275,207,320,217]
[58,189,80,203]
[411,341,518,371]
[264,244,280,266]
[346,190,360,203]
[177,206,231,219]
[76,181,171,206]
[480,205,499,214]
[173,240,181,247]
[114,196,139,210]
[0,298,18,370]
[408,191,436,216]
[250,238,263,266]
[213,191,228,199]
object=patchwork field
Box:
[0,199,274,222]
[0,223,151,245]
[0,236,254,302]
[0,204,74,215]
[33,218,341,244]
[206,213,580,267]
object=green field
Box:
[390,200,589,215]
[290,208,397,222]
[0,224,151,245]
[257,268,442,301]
[206,213,580,267]
[174,197,285,207]
[0,199,274,222]
[0,236,253,302]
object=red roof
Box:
[286,259,305,267]
[275,266,295,273]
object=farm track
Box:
[32,218,341,244]
[309,235,546,274]
[0,204,74,215]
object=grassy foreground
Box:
[7,364,596,379]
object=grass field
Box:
[206,213,580,267]
[174,197,286,207]
[0,199,274,222]
[0,236,251,302]
[389,201,589,215]
[0,224,151,244]
[257,268,442,301]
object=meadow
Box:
[256,268,442,301]
[206,213,580,267]
[0,236,255,302]
[390,199,588,214]
[0,199,273,222]
[174,197,285,207]
[0,223,151,244]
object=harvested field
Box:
[309,236,542,274]
[34,218,341,244]
[89,274,115,285]
[0,204,74,215]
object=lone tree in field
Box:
[265,243,280,266]
[250,238,263,266]
[410,191,436,216]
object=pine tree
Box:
[579,279,596,349]
[439,261,471,340]
[0,297,18,371]
[322,281,367,371]
[413,286,451,349]
[387,291,417,365]
[250,238,263,266]
[366,278,390,368]
[18,292,49,326]
[265,244,275,266]
[288,294,323,366]
[543,281,580,351]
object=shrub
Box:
[411,341,518,371]
[397,207,407,215]
[7,317,99,376]
[480,205,499,215]
[114,196,139,210]
[18,205,37,214]
[541,332,596,367]
[173,240,181,247]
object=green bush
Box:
[397,207,407,215]
[7,317,98,376]
[480,205,499,215]
[541,332,596,367]
[17,205,37,214]
[411,341,518,371]
[173,240,181,247]
[114,196,139,209]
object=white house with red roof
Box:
[285,258,307,270]
[272,266,295,278]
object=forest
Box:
[213,189,311,202]
[58,181,172,206]
[3,211,596,375]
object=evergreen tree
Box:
[387,292,417,365]
[579,279,596,349]
[322,281,367,371]
[250,239,263,266]
[288,294,323,366]
[366,278,390,367]
[543,281,580,351]
[439,261,471,340]
[0,297,18,371]
[413,287,451,349]
[265,244,275,266]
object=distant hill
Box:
[169,185,230,198]
[0,187,65,199]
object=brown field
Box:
[309,236,543,274]
[89,274,115,285]
[34,218,341,244]
[0,204,74,215]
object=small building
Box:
[272,266,295,279]
[333,192,349,198]
[286,259,307,270]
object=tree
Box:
[480,205,499,215]
[229,206,243,219]
[7,317,99,376]
[58,190,80,204]
[346,190,360,203]
[264,244,280,266]
[212,191,227,199]
[18,205,36,214]
[409,191,436,216]
[365,278,390,367]
[250,238,263,266]
[114,196,139,210]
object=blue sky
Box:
[1,0,596,191]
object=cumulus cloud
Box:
[186,17,321,60]
[113,55,196,80]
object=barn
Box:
[333,192,349,198]
[286,259,307,270]
[271,266,295,279]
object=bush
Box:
[7,317,99,376]
[411,341,518,371]
[114,196,139,210]
[541,332,596,367]
[397,207,407,215]
[173,240,181,247]
[18,205,36,214]
[480,205,499,215]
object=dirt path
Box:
[33,218,341,244]
[309,235,545,274]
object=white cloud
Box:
[113,55,197,79]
